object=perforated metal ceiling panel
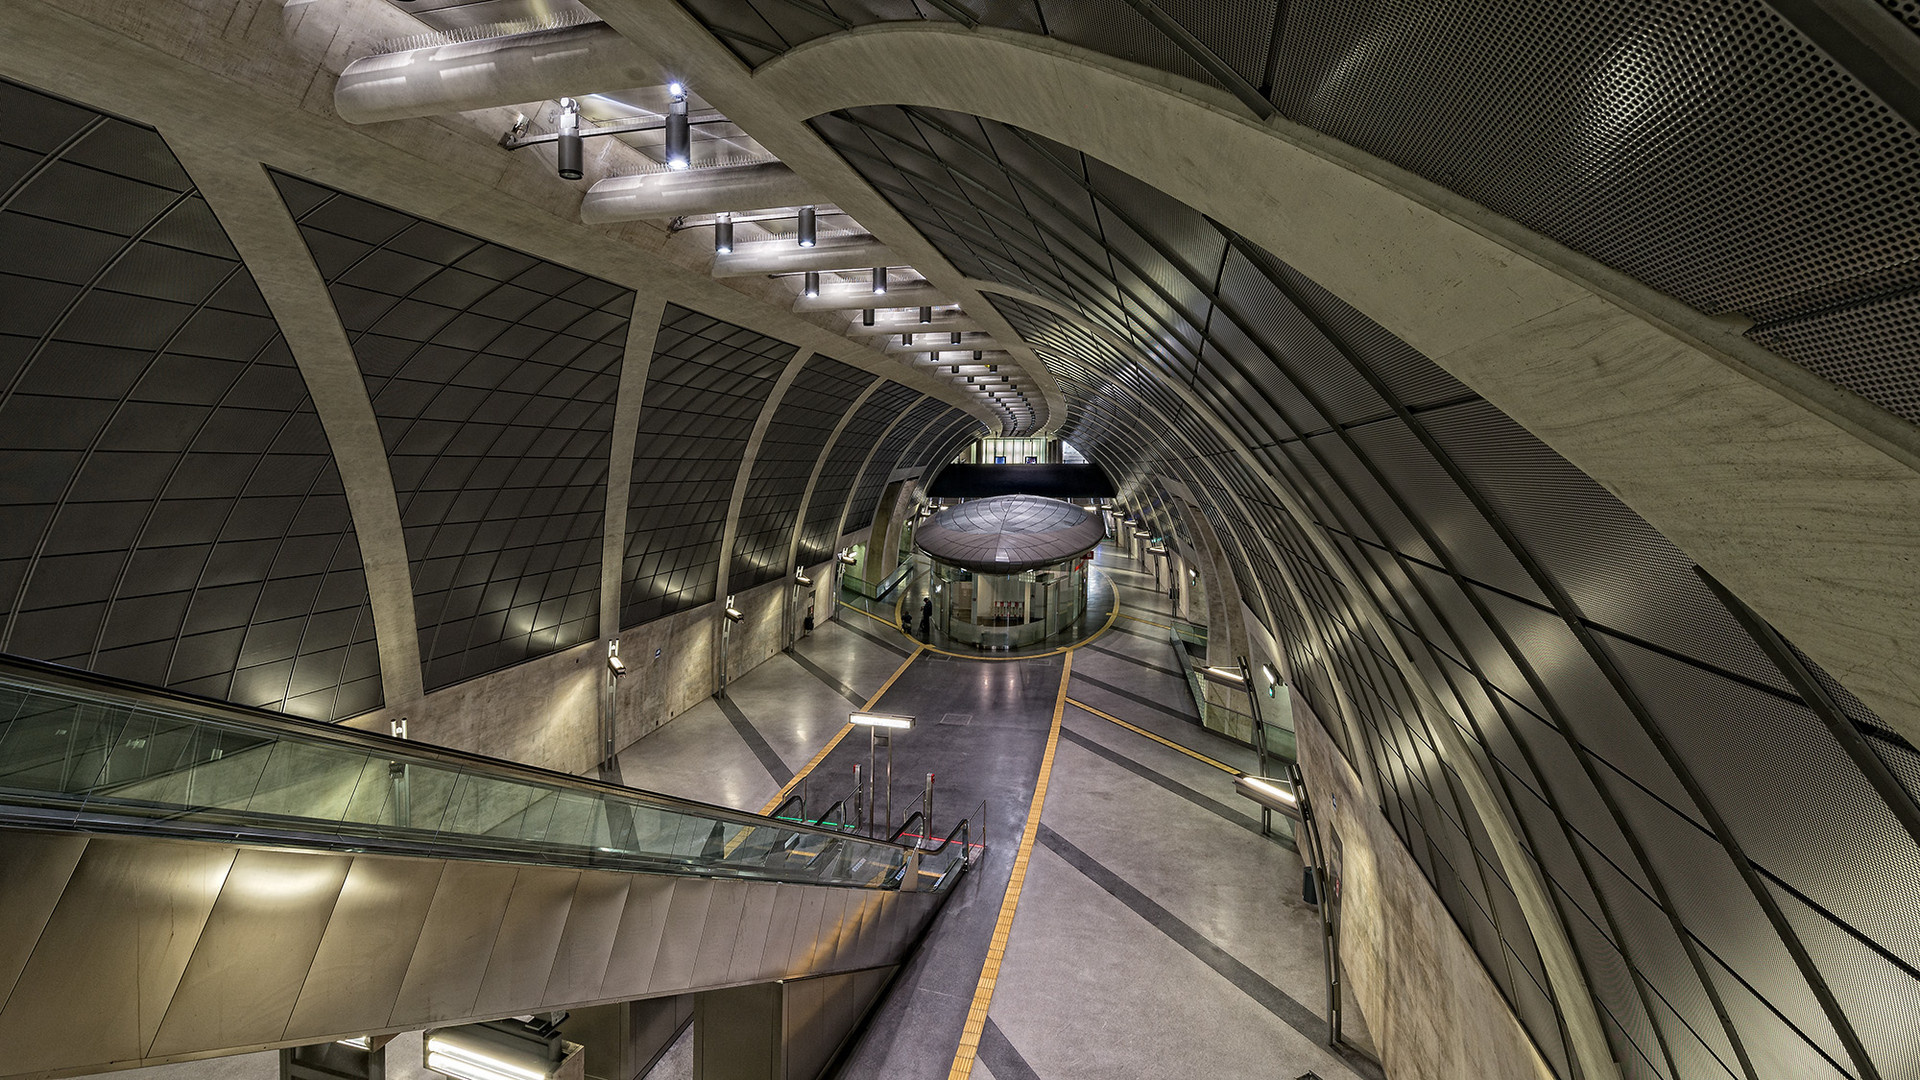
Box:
[727,353,874,593]
[813,105,1920,1080]
[623,304,794,625]
[683,0,1920,432]
[843,396,949,535]
[273,174,628,692]
[0,79,381,722]
[797,380,921,564]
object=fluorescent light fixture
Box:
[804,270,820,297]
[1233,774,1300,818]
[424,1034,549,1080]
[337,1036,371,1049]
[1203,665,1247,685]
[1262,663,1279,684]
[872,266,888,294]
[797,205,816,247]
[849,712,915,730]
[713,216,732,255]
[724,607,745,622]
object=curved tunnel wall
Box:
[805,102,1920,1080]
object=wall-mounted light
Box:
[664,85,690,171]
[1202,665,1246,685]
[724,606,745,622]
[838,550,859,565]
[794,567,813,585]
[556,97,583,180]
[607,654,627,677]
[804,270,820,298]
[872,266,888,295]
[1262,663,1278,685]
[797,205,816,248]
[713,215,733,255]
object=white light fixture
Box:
[1262,663,1278,684]
[606,654,627,677]
[838,550,859,565]
[724,606,745,622]
[1203,665,1247,686]
[850,712,916,730]
[794,569,813,586]
[424,1031,554,1080]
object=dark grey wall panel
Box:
[692,0,1920,432]
[0,78,379,721]
[622,304,793,625]
[843,396,947,536]
[812,104,1920,1080]
[273,174,628,692]
[797,381,920,564]
[727,354,874,593]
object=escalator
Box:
[0,656,970,1077]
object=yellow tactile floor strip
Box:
[946,651,1073,1080]
[1065,697,1236,774]
[757,644,925,815]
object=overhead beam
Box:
[335,23,654,124]
[794,280,949,312]
[710,236,894,277]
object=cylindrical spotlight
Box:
[556,98,583,180]
[950,332,962,345]
[918,306,932,324]
[862,308,875,327]
[903,333,913,346]
[973,351,982,362]
[714,216,733,255]
[664,95,690,171]
[797,205,816,248]
[804,271,820,298]
[872,266,888,295]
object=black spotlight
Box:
[714,216,733,255]
[903,333,914,346]
[797,205,817,248]
[665,85,690,170]
[557,97,583,180]
[950,332,962,345]
[918,306,932,324]
[862,308,875,326]
[804,271,820,298]
[872,266,888,295]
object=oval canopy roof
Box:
[915,495,1105,573]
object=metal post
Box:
[885,733,895,837]
[1241,655,1270,836]
[924,772,935,845]
[852,764,863,833]
[1290,762,1340,1047]
[866,728,877,835]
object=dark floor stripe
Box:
[1058,726,1264,836]
[715,694,795,786]
[1071,671,1197,724]
[789,649,867,707]
[1036,825,1385,1080]
[979,1018,1043,1080]
[1109,619,1166,644]
[840,612,914,657]
[1084,641,1186,680]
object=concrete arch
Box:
[737,23,1920,755]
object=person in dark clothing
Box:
[920,596,933,637]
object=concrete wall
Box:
[345,558,837,775]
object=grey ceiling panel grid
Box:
[797,380,921,564]
[622,303,794,627]
[843,395,948,534]
[272,173,628,692]
[727,353,874,594]
[900,407,969,469]
[0,78,380,723]
[811,102,1920,1078]
[684,2,1920,433]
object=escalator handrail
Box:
[0,654,916,852]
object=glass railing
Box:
[0,656,924,890]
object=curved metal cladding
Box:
[899,406,969,473]
[622,304,793,627]
[797,380,921,564]
[0,79,380,721]
[919,418,988,485]
[680,0,1920,432]
[812,104,1920,1080]
[727,353,875,594]
[274,174,630,693]
[842,395,949,533]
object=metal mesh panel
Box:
[844,395,946,533]
[0,81,380,723]
[798,380,921,563]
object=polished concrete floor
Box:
[85,541,1378,1080]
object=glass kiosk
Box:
[915,495,1107,651]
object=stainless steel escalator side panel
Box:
[725,881,780,986]
[284,855,444,1039]
[388,860,519,1027]
[647,877,715,993]
[755,883,807,984]
[0,830,86,1010]
[543,870,630,1005]
[471,867,580,1018]
[147,847,353,1058]
[599,873,675,1000]
[782,886,832,978]
[687,877,751,989]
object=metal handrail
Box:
[770,792,804,822]
[887,810,925,845]
[816,792,857,830]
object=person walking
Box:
[920,595,933,638]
